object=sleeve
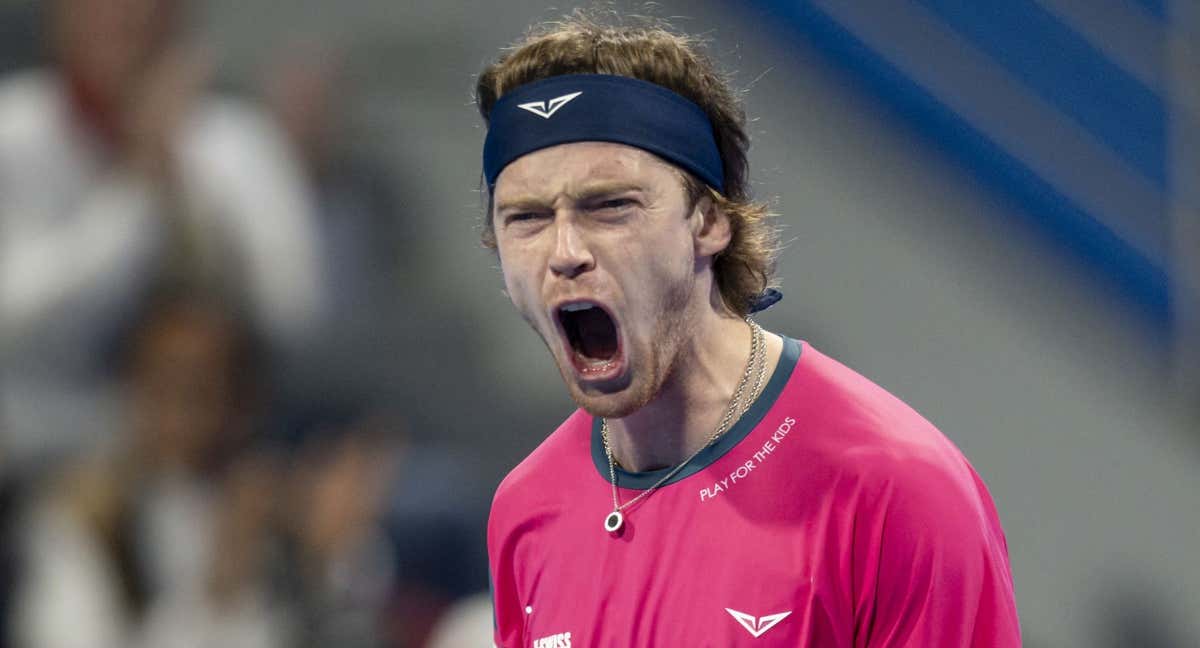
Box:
[852,456,1022,647]
[12,503,127,648]
[486,488,528,648]
[0,167,164,357]
[176,100,327,351]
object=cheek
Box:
[502,272,528,311]
[632,233,693,283]
[634,241,697,318]
[498,250,539,314]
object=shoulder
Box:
[489,409,592,531]
[176,94,315,229]
[790,344,960,468]
[786,343,993,521]
[179,94,296,173]
[491,409,593,507]
[0,70,66,149]
[187,94,280,141]
[0,69,58,116]
[789,346,1016,594]
[789,347,1021,642]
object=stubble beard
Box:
[553,274,696,420]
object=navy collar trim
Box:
[589,336,802,490]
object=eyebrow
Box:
[495,181,646,213]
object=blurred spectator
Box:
[0,457,22,648]
[284,419,398,648]
[260,41,409,409]
[424,593,494,648]
[8,290,292,648]
[378,440,490,647]
[0,0,325,464]
[282,412,489,648]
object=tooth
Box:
[561,303,595,312]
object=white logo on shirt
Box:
[725,608,792,638]
[700,416,797,502]
[532,631,572,648]
[517,92,583,119]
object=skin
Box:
[52,0,207,177]
[129,302,241,472]
[493,142,782,472]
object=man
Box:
[0,0,324,461]
[10,289,290,648]
[479,14,1021,647]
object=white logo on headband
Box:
[517,91,583,119]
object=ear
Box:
[691,194,732,259]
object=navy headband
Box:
[483,74,725,192]
[482,74,781,314]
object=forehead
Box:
[493,141,682,201]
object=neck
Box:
[604,309,781,473]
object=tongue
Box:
[576,308,617,360]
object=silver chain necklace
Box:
[601,319,766,534]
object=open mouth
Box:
[556,301,623,379]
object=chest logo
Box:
[517,92,583,119]
[532,631,572,648]
[724,608,792,638]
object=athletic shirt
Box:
[488,339,1021,647]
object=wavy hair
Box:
[476,10,780,316]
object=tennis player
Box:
[479,14,1020,647]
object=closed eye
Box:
[504,212,547,225]
[596,198,635,210]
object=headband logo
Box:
[516,91,583,119]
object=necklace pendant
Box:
[604,510,624,534]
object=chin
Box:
[570,393,635,419]
[563,372,655,419]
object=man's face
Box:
[493,142,710,417]
[130,304,238,470]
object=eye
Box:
[597,198,635,210]
[588,197,640,217]
[505,212,545,225]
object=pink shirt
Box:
[488,339,1021,647]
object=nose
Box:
[548,217,594,279]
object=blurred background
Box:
[0,1,1195,646]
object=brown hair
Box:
[475,10,779,316]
